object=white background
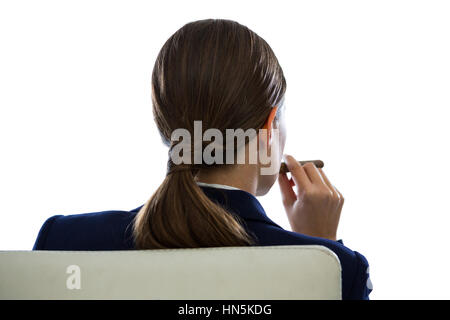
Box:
[1,0,449,299]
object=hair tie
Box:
[166,158,197,175]
[166,143,202,175]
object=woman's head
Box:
[134,19,287,249]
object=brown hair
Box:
[133,19,286,249]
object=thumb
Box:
[278,172,297,208]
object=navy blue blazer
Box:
[33,186,372,300]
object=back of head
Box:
[133,19,286,249]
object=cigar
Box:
[279,160,324,174]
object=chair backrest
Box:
[0,245,341,300]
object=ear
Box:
[262,106,278,140]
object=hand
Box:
[278,154,344,241]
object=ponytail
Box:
[133,165,256,249]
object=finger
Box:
[318,168,339,198]
[303,162,326,186]
[335,187,345,209]
[334,187,344,226]
[278,173,297,207]
[284,155,312,193]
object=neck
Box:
[195,164,259,196]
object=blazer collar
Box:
[130,186,282,229]
[198,186,282,228]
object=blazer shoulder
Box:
[32,209,137,250]
[247,220,355,256]
[32,215,63,250]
